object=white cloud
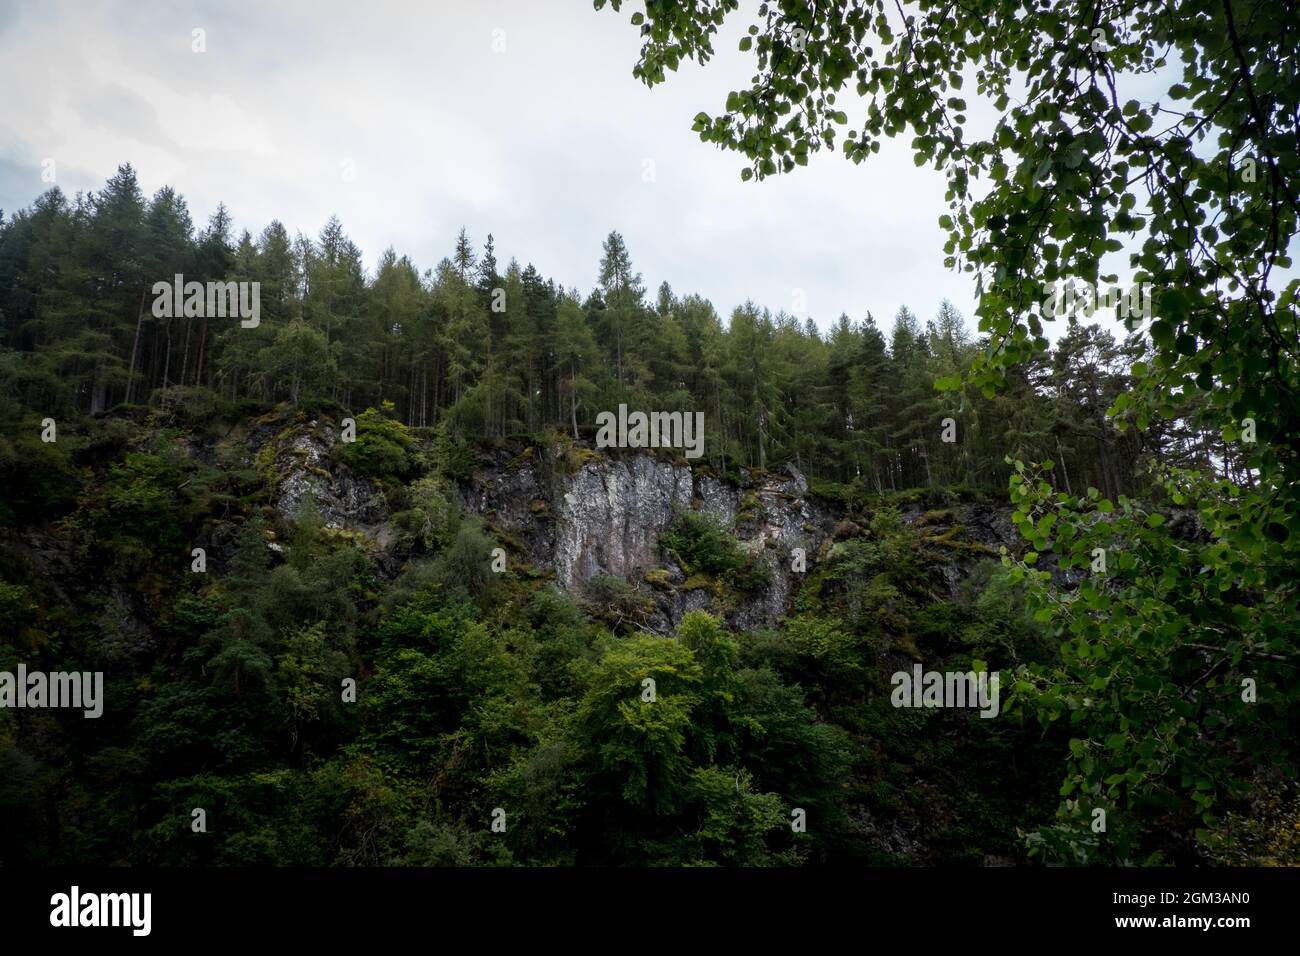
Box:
[0,0,999,335]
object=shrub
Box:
[334,407,424,482]
[582,573,653,630]
[660,509,771,592]
[391,476,459,552]
[430,518,498,601]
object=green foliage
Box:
[63,448,191,580]
[394,818,513,866]
[0,165,1156,494]
[429,517,500,602]
[0,417,81,522]
[0,399,1086,867]
[577,634,701,816]
[334,406,425,482]
[594,0,1300,863]
[680,766,795,866]
[522,586,595,700]
[660,508,771,592]
[581,573,654,632]
[391,475,459,553]
[752,613,875,708]
[1006,460,1299,863]
[5,0,1296,864]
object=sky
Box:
[9,0,1265,345]
[0,0,998,336]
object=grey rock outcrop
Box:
[269,421,389,544]
[464,448,837,631]
[259,426,1024,632]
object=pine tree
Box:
[0,165,1159,501]
[556,294,601,438]
[596,230,644,388]
[656,281,675,318]
[478,233,499,292]
[453,227,476,283]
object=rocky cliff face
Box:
[462,446,838,632]
[267,421,386,536]
[257,423,1023,634]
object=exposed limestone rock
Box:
[270,421,386,535]
[242,421,400,570]
[257,426,1026,632]
[555,454,709,588]
[465,449,838,631]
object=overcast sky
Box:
[0,0,1160,339]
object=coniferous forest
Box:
[1,0,1299,894]
[4,168,1199,496]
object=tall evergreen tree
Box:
[596,230,644,389]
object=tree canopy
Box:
[595,0,1300,860]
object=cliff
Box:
[257,418,1023,634]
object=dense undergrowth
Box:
[2,401,1294,866]
[0,401,1072,866]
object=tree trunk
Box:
[180,318,192,387]
[570,361,579,440]
[1056,436,1073,495]
[90,370,107,415]
[162,320,172,388]
[195,317,208,388]
[406,360,415,425]
[125,289,146,403]
[486,351,494,439]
